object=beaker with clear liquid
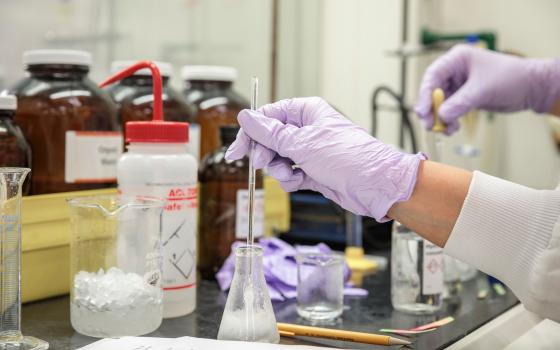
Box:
[217,245,279,343]
[0,168,48,350]
[67,195,164,338]
[391,222,443,314]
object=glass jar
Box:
[198,125,263,279]
[10,49,120,195]
[0,95,31,194]
[107,61,195,138]
[391,222,443,314]
[68,195,164,337]
[181,65,248,160]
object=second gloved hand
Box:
[415,44,560,134]
[225,97,425,222]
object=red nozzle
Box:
[99,60,163,121]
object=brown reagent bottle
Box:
[198,125,264,280]
[107,61,195,137]
[10,50,120,194]
[181,66,248,161]
[0,94,31,195]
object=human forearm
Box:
[387,160,472,247]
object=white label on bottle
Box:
[65,131,123,183]
[422,240,444,295]
[235,189,264,239]
[186,123,200,162]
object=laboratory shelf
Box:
[22,255,518,350]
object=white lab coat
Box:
[445,171,560,322]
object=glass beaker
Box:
[68,195,164,338]
[217,245,279,343]
[0,167,48,350]
[296,253,344,321]
[391,222,443,314]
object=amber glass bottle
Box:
[107,61,195,136]
[198,125,264,279]
[0,95,31,194]
[10,50,120,195]
[181,66,248,161]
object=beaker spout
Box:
[217,245,279,343]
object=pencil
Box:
[277,322,411,346]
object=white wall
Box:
[0,0,273,103]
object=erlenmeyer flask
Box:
[217,245,279,343]
[0,168,48,350]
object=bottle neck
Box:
[126,142,188,154]
[120,76,170,87]
[185,80,233,91]
[27,64,89,80]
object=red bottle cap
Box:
[99,60,189,144]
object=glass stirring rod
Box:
[247,76,259,246]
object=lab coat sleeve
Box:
[444,171,560,322]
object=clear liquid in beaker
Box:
[71,268,162,337]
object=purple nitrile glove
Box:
[225,97,425,222]
[415,44,560,135]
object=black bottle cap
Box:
[220,125,240,146]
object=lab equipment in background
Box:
[217,245,280,343]
[247,76,259,246]
[102,61,198,318]
[296,253,344,321]
[0,168,48,349]
[0,95,31,195]
[198,125,264,279]
[216,238,367,302]
[391,222,443,315]
[217,76,278,343]
[421,28,497,51]
[181,65,249,161]
[107,60,195,147]
[344,212,377,286]
[429,88,446,161]
[430,89,478,285]
[9,49,120,195]
[67,195,164,337]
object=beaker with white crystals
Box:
[0,168,48,350]
[217,245,279,343]
[68,195,164,338]
[391,222,443,314]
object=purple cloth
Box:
[215,237,368,301]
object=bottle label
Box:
[422,240,444,295]
[119,181,198,293]
[65,131,123,183]
[186,123,200,162]
[161,185,198,290]
[235,189,264,239]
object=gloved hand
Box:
[415,44,560,134]
[225,97,425,222]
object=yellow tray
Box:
[21,177,289,303]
